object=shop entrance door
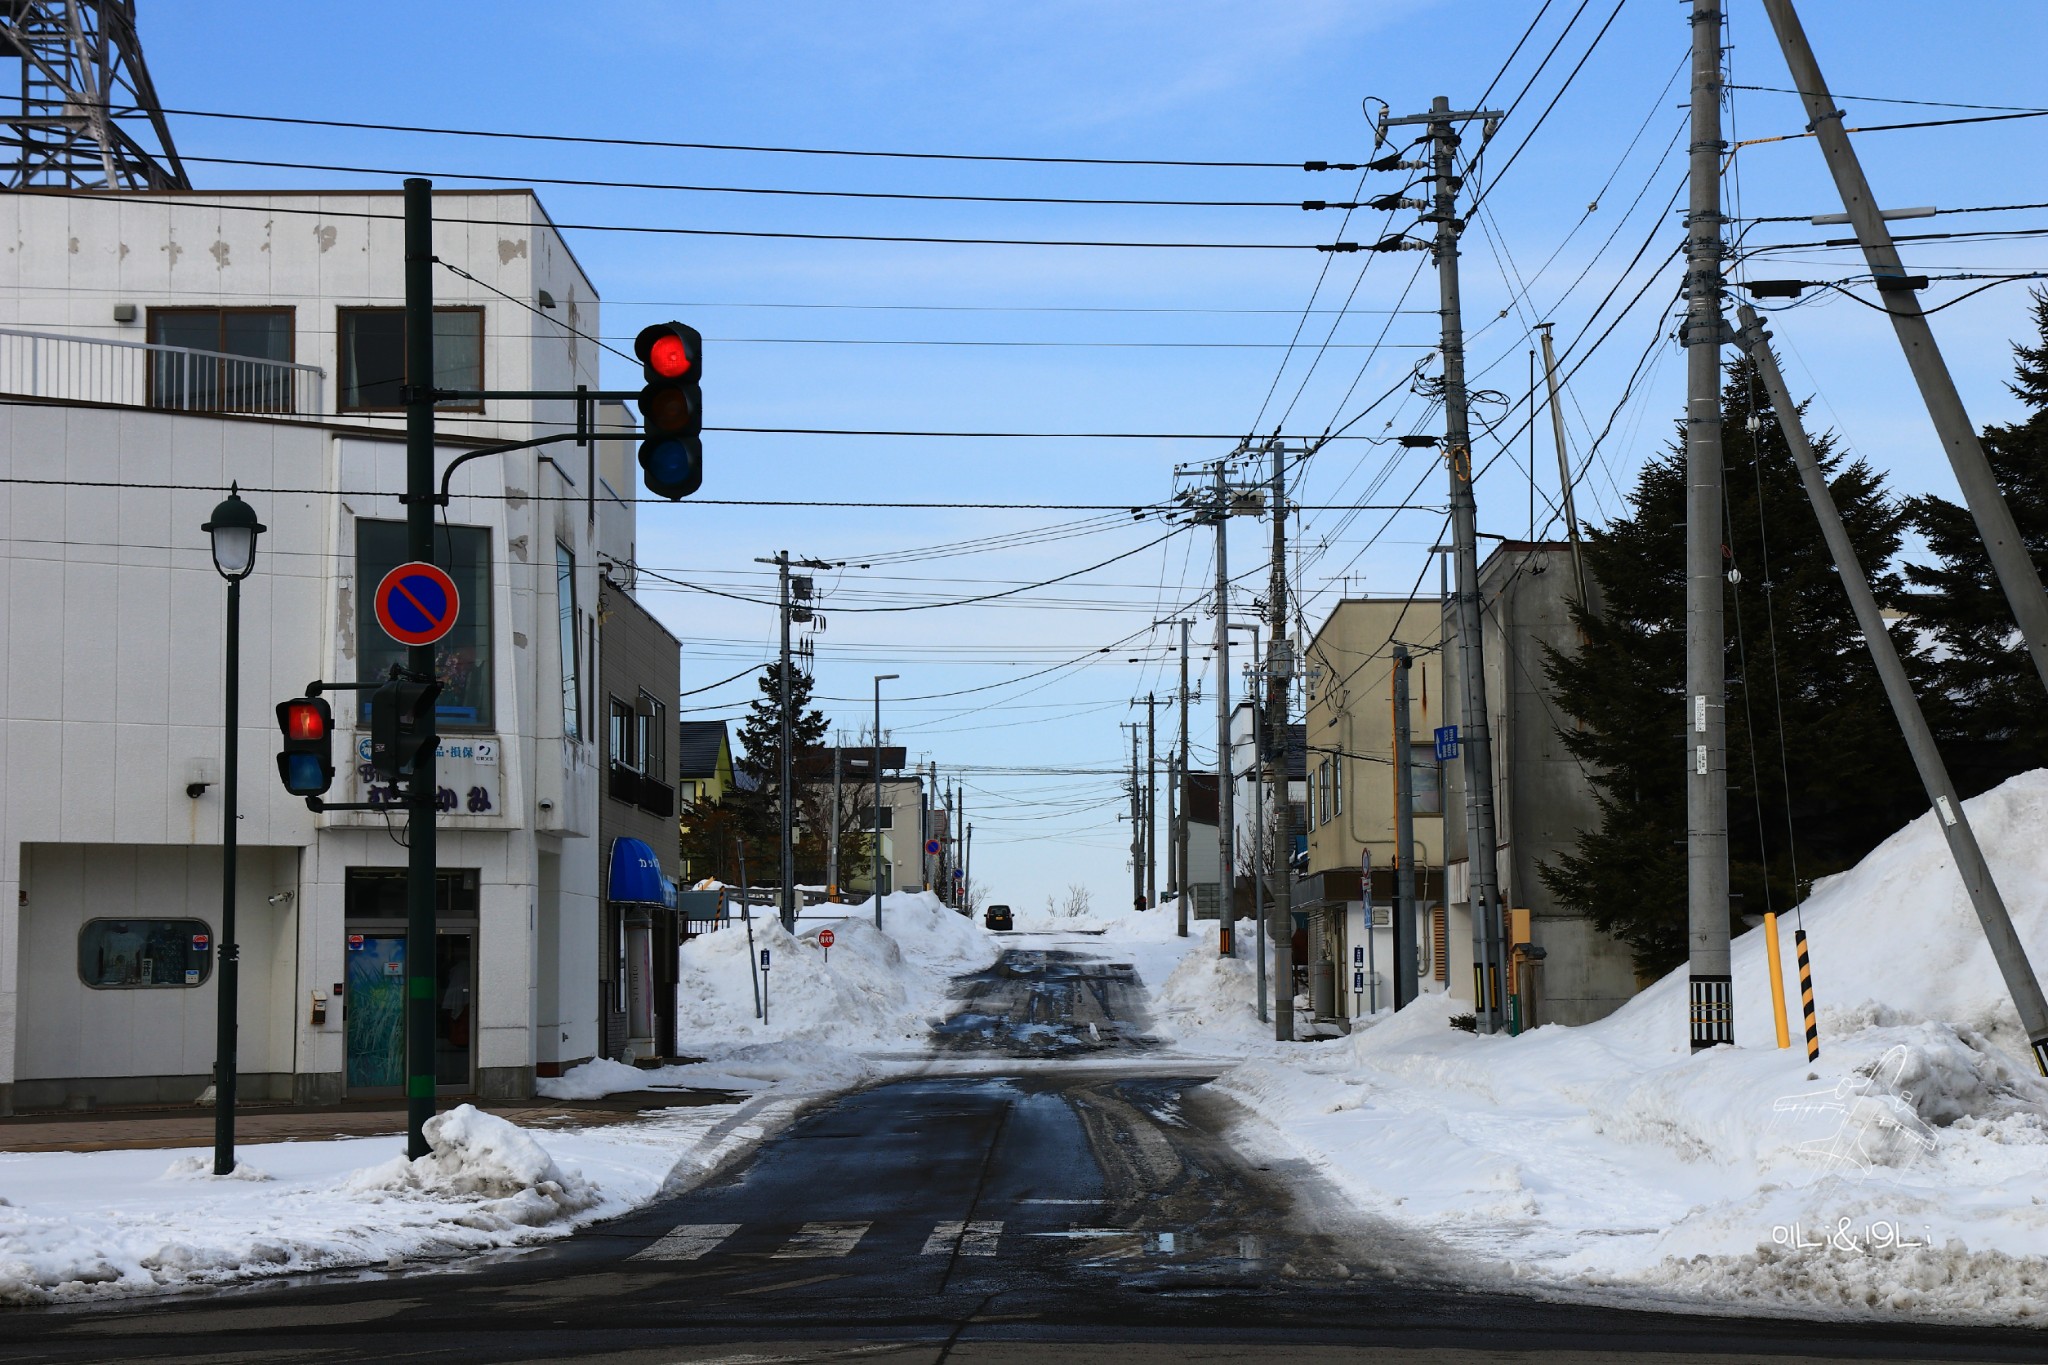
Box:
[343,928,476,1096]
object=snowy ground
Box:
[0,891,990,1305]
[1078,772,2048,1326]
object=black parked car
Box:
[984,904,1013,931]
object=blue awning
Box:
[608,837,667,905]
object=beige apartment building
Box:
[1298,598,1451,1024]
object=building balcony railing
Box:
[608,762,675,819]
[0,326,325,416]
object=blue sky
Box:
[144,1,2048,913]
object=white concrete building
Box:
[0,188,607,1110]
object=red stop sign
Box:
[818,929,835,948]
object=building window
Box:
[146,307,295,412]
[1332,752,1344,818]
[355,519,493,730]
[1316,760,1329,825]
[1409,744,1443,816]
[338,306,484,410]
[638,691,666,780]
[556,543,580,742]
[609,696,640,772]
[78,918,213,988]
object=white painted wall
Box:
[0,189,605,1105]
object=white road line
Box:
[774,1220,872,1259]
[1018,1198,1104,1205]
[630,1222,740,1262]
[959,1220,1002,1256]
[922,1220,965,1255]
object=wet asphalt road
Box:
[7,942,2047,1363]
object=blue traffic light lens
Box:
[284,752,327,795]
[639,436,702,499]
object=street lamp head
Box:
[875,673,900,685]
[202,483,265,582]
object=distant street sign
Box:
[1353,945,1364,967]
[925,839,940,856]
[818,929,835,949]
[1353,970,1366,992]
[374,561,461,648]
[759,949,771,971]
[1434,724,1460,762]
[1360,848,1372,886]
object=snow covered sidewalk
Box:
[0,890,997,1305]
[0,1098,790,1304]
[1194,772,2048,1324]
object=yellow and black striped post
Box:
[1795,928,1819,1061]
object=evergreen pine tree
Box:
[1904,287,2048,796]
[1542,357,1923,974]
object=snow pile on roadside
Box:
[0,1101,749,1304]
[1208,770,2048,1324]
[344,1105,598,1227]
[672,890,997,1058]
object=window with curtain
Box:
[146,307,294,411]
[637,691,666,780]
[1333,751,1344,817]
[1409,743,1444,816]
[557,543,580,742]
[610,696,640,772]
[338,306,483,410]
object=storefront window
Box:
[356,519,493,730]
[78,918,213,988]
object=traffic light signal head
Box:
[275,697,335,798]
[635,321,703,500]
[369,679,443,783]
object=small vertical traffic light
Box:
[369,679,443,783]
[635,321,703,499]
[275,697,335,797]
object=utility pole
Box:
[926,759,938,893]
[1143,693,1158,909]
[1124,722,1142,912]
[1683,0,1734,1049]
[965,821,974,914]
[1392,644,1419,1011]
[776,552,796,929]
[1536,323,1587,607]
[1266,439,1295,1040]
[1165,747,1178,906]
[754,552,831,931]
[1212,462,1235,951]
[828,737,842,901]
[1156,615,1194,936]
[401,178,439,1157]
[1737,305,2048,1077]
[1759,0,2048,704]
[1384,95,1506,1033]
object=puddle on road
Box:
[932,949,1157,1058]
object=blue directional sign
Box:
[1434,724,1460,762]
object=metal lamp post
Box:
[202,483,263,1176]
[873,674,898,930]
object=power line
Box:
[176,152,1363,209]
[0,187,1349,252]
[107,98,1347,170]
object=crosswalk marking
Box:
[922,1219,1003,1256]
[773,1220,872,1259]
[631,1223,740,1262]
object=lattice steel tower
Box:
[0,1,186,189]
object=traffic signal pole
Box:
[402,178,439,1158]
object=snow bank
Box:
[673,890,997,1059]
[0,1101,752,1304]
[1204,770,2048,1324]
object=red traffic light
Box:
[648,333,692,378]
[283,701,327,741]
